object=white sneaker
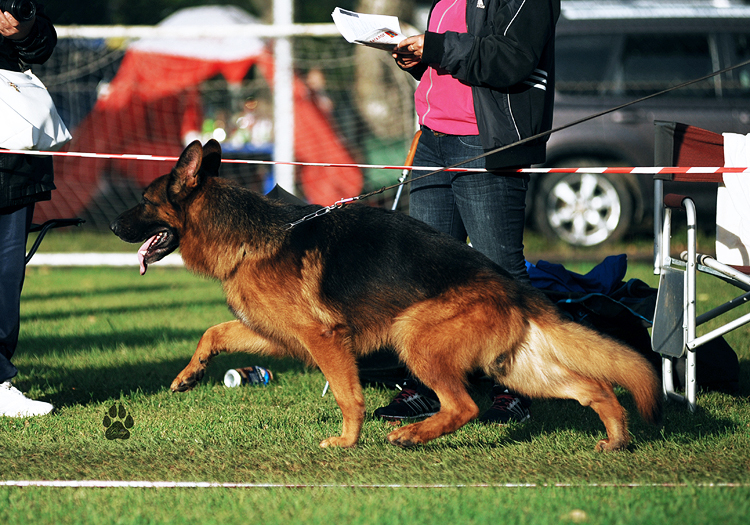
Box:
[0,381,54,417]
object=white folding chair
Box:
[651,121,750,412]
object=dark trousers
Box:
[409,127,531,284]
[0,204,33,383]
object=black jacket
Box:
[0,2,57,211]
[410,0,559,169]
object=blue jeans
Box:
[0,204,33,383]
[409,128,530,284]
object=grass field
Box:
[2,231,749,524]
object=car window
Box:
[724,33,750,98]
[555,34,617,96]
[614,34,716,98]
[555,32,716,99]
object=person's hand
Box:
[393,34,425,69]
[0,10,35,41]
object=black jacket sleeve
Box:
[422,0,559,90]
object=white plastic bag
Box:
[0,69,72,151]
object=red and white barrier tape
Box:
[1,148,747,174]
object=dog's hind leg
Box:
[503,358,631,451]
[386,377,479,447]
[567,379,630,452]
[170,320,279,392]
[383,282,531,447]
[498,323,643,452]
[386,317,482,447]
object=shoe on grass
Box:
[478,387,530,424]
[373,378,441,420]
[0,381,53,417]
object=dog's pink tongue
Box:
[137,236,156,275]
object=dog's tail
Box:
[531,320,663,425]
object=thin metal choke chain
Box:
[286,57,750,229]
[286,197,358,229]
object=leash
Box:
[286,131,422,230]
[286,56,750,229]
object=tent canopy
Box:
[36,5,362,225]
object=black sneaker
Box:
[373,379,441,420]
[478,388,531,424]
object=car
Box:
[530,1,750,246]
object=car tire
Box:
[533,167,633,247]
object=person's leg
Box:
[0,204,53,417]
[419,132,528,284]
[408,129,467,242]
[452,169,531,285]
[0,204,32,383]
[454,173,535,422]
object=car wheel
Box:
[533,170,633,247]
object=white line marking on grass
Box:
[1,481,747,489]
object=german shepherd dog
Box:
[110,139,661,451]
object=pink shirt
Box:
[415,0,478,135]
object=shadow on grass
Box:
[23,352,743,452]
[21,282,198,302]
[21,327,207,357]
[22,353,309,407]
[22,297,229,323]
[372,378,742,452]
[495,391,741,452]
[17,324,307,406]
[739,359,750,398]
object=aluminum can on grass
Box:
[223,366,273,387]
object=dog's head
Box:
[110,139,222,275]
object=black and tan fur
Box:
[110,140,661,451]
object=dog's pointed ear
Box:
[201,139,222,176]
[170,140,204,200]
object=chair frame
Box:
[25,218,85,264]
[651,121,750,411]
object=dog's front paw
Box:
[170,369,205,392]
[594,437,629,452]
[319,435,358,448]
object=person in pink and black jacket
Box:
[374,0,560,424]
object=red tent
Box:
[35,5,363,224]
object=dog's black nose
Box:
[109,220,120,235]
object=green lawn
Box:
[1,251,749,524]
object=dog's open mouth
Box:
[137,230,177,275]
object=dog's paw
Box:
[170,369,205,392]
[170,379,194,392]
[103,403,134,440]
[386,424,426,448]
[319,436,358,448]
[594,437,629,452]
